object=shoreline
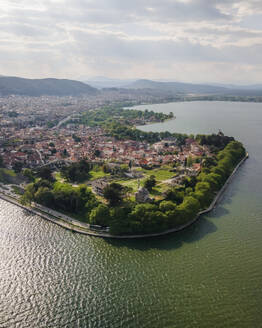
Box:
[142,116,176,127]
[0,153,248,239]
[132,99,262,108]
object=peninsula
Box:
[0,103,246,237]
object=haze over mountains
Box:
[83,77,136,89]
[1,75,262,97]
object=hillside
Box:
[0,76,98,96]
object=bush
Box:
[89,204,110,226]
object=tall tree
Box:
[144,175,156,192]
[103,183,125,206]
[38,167,54,181]
[89,204,110,226]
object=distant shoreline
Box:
[141,116,176,126]
[131,98,262,109]
[0,153,248,239]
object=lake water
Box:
[1,101,262,328]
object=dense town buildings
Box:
[0,95,212,180]
[0,121,208,173]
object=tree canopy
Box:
[61,159,91,183]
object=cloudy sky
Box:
[1,0,262,84]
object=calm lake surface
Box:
[1,101,262,328]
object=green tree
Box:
[61,160,91,183]
[159,200,177,212]
[129,203,167,233]
[20,183,36,205]
[202,173,222,191]
[34,187,54,207]
[23,168,35,182]
[202,157,217,168]
[144,175,156,192]
[176,196,200,224]
[38,167,54,181]
[164,188,184,205]
[103,183,125,206]
[192,190,212,208]
[89,204,110,226]
[109,206,133,235]
[195,181,210,192]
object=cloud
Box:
[0,0,262,83]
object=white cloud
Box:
[0,0,261,83]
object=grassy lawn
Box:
[137,166,175,181]
[110,166,174,199]
[54,171,64,182]
[0,168,17,184]
[117,178,145,193]
[89,167,110,181]
[155,182,169,192]
[110,177,167,201]
[2,168,16,177]
[115,176,169,200]
[150,183,168,200]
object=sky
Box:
[1,0,262,84]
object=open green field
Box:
[54,171,64,182]
[113,166,175,199]
[138,166,175,180]
[55,167,109,184]
[89,166,110,181]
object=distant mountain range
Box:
[124,79,229,94]
[0,76,97,96]
[209,83,262,90]
[85,77,262,96]
[1,76,262,97]
[124,79,262,95]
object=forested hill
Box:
[0,76,98,96]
